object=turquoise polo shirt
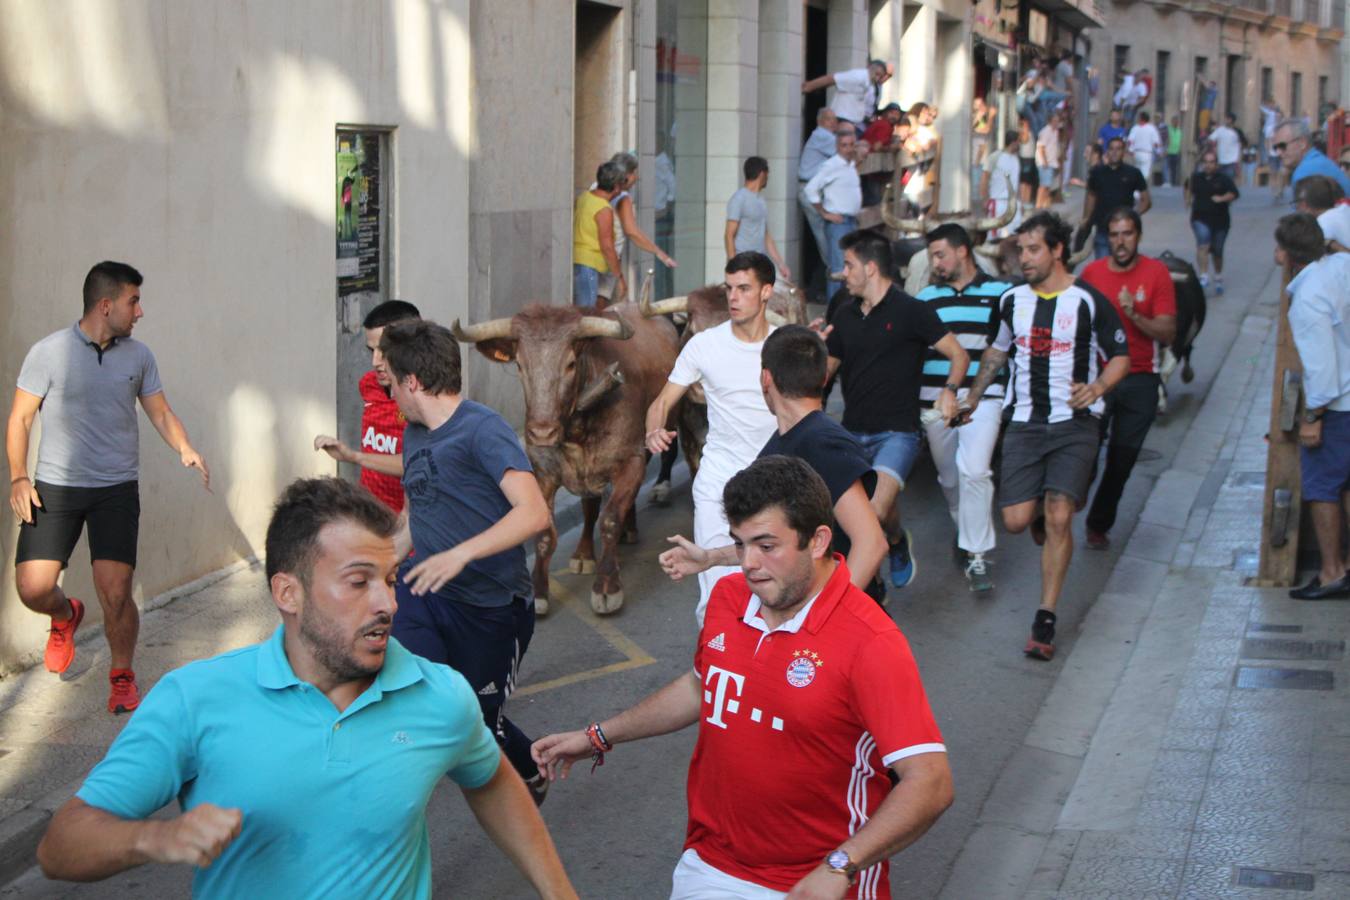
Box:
[77,627,500,899]
[1292,147,1350,195]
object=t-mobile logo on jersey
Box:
[703,665,784,732]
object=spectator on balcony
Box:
[802,60,893,134]
[799,107,841,270]
[1274,117,1350,195]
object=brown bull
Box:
[973,233,1092,281]
[452,301,678,615]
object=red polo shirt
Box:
[1081,255,1177,374]
[686,558,946,898]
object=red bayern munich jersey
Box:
[358,370,407,512]
[686,557,945,899]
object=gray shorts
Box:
[999,417,1100,507]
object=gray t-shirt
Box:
[726,187,768,254]
[17,324,163,487]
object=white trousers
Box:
[670,849,788,900]
[693,470,739,626]
[919,399,1002,555]
[1133,151,1154,179]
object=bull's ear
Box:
[475,339,518,363]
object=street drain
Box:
[1240,638,1345,661]
[1234,667,1334,691]
[1234,867,1314,890]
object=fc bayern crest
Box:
[786,649,822,688]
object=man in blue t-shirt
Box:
[1096,108,1128,148]
[380,321,553,802]
[37,478,575,898]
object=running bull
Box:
[452,297,679,615]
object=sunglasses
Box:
[1272,142,1288,152]
[1340,161,1350,171]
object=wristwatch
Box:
[942,383,961,394]
[825,849,859,884]
[1304,408,1323,425]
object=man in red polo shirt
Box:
[313,300,420,511]
[1080,208,1176,549]
[532,455,952,899]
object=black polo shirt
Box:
[1087,163,1148,229]
[825,283,949,434]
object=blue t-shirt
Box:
[402,400,533,607]
[1097,123,1128,146]
[1292,147,1350,195]
[77,629,501,899]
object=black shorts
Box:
[1020,158,1039,192]
[999,418,1100,507]
[15,480,140,568]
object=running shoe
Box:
[108,668,141,714]
[1199,274,1210,288]
[525,772,550,808]
[889,530,916,589]
[1215,278,1225,296]
[965,554,994,593]
[44,598,85,674]
[1024,609,1057,661]
[1086,529,1110,551]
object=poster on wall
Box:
[336,131,382,295]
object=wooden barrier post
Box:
[1255,264,1302,586]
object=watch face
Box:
[827,850,850,870]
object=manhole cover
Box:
[1241,639,1345,661]
[1234,667,1334,691]
[1234,867,1314,890]
[1230,471,1267,487]
[1247,624,1303,633]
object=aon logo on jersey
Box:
[362,427,399,455]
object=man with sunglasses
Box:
[1273,118,1350,195]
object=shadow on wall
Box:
[0,0,472,674]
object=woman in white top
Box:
[597,152,677,302]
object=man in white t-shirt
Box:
[1127,111,1162,180]
[1210,115,1243,179]
[980,128,1023,238]
[1294,174,1350,252]
[645,252,779,623]
[801,59,893,132]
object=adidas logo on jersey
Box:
[477,681,499,696]
[706,632,726,652]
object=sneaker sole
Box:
[109,700,140,715]
[968,578,994,593]
[45,599,85,674]
[890,530,917,589]
[1024,638,1055,661]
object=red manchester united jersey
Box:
[686,557,946,899]
[358,370,406,512]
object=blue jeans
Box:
[824,215,857,275]
[573,264,600,306]
[1093,230,1111,260]
[1190,219,1229,261]
[851,429,922,487]
[798,184,829,264]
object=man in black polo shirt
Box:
[1078,137,1151,259]
[824,231,969,589]
[658,326,889,602]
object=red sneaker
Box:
[108,669,141,714]
[44,598,85,674]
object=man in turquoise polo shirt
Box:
[36,477,577,899]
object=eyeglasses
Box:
[1272,142,1288,152]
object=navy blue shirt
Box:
[402,401,533,607]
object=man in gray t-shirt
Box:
[7,261,209,715]
[725,156,792,280]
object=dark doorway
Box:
[800,3,830,298]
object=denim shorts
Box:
[850,429,922,487]
[573,264,600,306]
[1301,410,1350,502]
[1038,165,1058,186]
[1190,220,1229,259]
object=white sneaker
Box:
[1199,274,1210,288]
[965,554,994,593]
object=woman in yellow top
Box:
[573,161,625,308]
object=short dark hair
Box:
[762,325,827,400]
[265,477,398,585]
[926,222,973,252]
[1106,207,1143,235]
[363,300,421,330]
[1294,174,1344,212]
[744,156,769,181]
[1017,211,1074,264]
[1138,111,1151,123]
[1107,136,1125,150]
[1275,213,1326,267]
[1004,129,1019,148]
[725,251,776,287]
[839,229,894,276]
[595,160,625,192]
[380,320,463,395]
[723,455,832,550]
[82,261,143,314]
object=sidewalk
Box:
[943,303,1350,896]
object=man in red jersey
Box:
[1080,208,1176,550]
[532,456,952,899]
[314,300,420,511]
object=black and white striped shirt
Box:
[989,282,1129,423]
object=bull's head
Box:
[451,307,634,447]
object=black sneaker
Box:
[1024,609,1057,661]
[525,772,549,808]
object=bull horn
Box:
[881,182,925,233]
[973,176,1018,231]
[640,293,688,318]
[451,317,514,343]
[1067,244,1092,268]
[973,244,1002,260]
[575,361,625,413]
[766,310,788,327]
[576,314,634,340]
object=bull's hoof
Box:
[651,480,672,506]
[621,528,639,545]
[534,596,550,617]
[590,589,624,615]
[1181,363,1195,384]
[568,557,596,575]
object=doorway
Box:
[799,2,829,295]
[575,2,624,193]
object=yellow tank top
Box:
[573,191,611,272]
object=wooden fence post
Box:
[1255,264,1302,586]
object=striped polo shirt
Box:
[915,273,1013,409]
[990,281,1130,423]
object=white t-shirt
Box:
[1037,125,1061,168]
[830,68,875,124]
[1261,105,1280,139]
[1211,126,1241,165]
[1128,123,1161,157]
[984,149,1021,200]
[668,321,778,485]
[1317,205,1350,248]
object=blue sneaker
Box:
[889,530,916,588]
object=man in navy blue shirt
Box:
[380,320,552,801]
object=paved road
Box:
[4,185,1284,897]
